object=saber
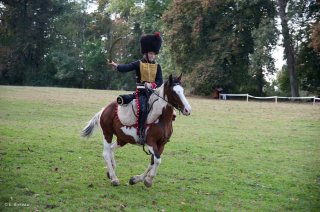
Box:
[108,37,123,63]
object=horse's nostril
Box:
[183,107,191,115]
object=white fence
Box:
[219,93,320,105]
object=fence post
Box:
[314,96,316,106]
[246,94,249,102]
[275,96,278,104]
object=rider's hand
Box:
[145,82,157,89]
[108,60,118,70]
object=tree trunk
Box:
[256,68,264,96]
[278,0,300,97]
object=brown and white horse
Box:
[81,74,191,187]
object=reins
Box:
[147,87,183,113]
[143,145,152,155]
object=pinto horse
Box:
[81,74,191,187]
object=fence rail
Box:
[219,93,320,105]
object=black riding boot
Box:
[137,92,147,144]
[138,111,148,144]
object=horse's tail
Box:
[81,109,103,138]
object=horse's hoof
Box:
[144,179,152,188]
[129,177,137,185]
[107,172,111,179]
[111,180,120,186]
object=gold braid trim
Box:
[139,61,157,83]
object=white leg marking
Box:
[147,145,155,155]
[144,146,162,187]
[130,165,153,185]
[110,142,120,169]
[149,157,161,178]
[102,139,119,185]
[130,145,156,185]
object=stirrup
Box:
[138,135,145,145]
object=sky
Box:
[273,46,285,70]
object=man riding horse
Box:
[109,32,163,144]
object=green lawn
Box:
[0,86,319,211]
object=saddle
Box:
[117,100,138,126]
[117,99,159,127]
[116,86,176,128]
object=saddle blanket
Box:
[117,99,158,126]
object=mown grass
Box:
[0,85,319,211]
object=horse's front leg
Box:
[129,163,152,185]
[103,139,120,186]
[129,144,161,186]
[143,145,162,187]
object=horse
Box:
[81,74,192,187]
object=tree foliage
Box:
[275,0,320,96]
[0,0,63,85]
[0,0,318,96]
[163,0,277,95]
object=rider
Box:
[109,32,163,144]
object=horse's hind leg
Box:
[110,142,120,170]
[103,139,120,186]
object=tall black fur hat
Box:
[140,32,162,54]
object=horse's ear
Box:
[168,74,173,86]
[177,73,182,81]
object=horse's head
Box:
[164,74,192,116]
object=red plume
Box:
[154,32,161,37]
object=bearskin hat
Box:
[140,32,162,54]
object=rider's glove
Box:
[145,82,157,89]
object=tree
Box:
[102,0,173,86]
[0,0,64,85]
[278,0,300,97]
[163,0,277,95]
[249,17,277,96]
[47,0,133,89]
[310,23,320,52]
[1,0,316,95]
[297,42,320,94]
[295,0,320,95]
[276,65,291,95]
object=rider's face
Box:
[147,52,156,62]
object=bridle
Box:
[131,83,183,119]
[147,83,184,113]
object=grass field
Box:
[0,85,319,211]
